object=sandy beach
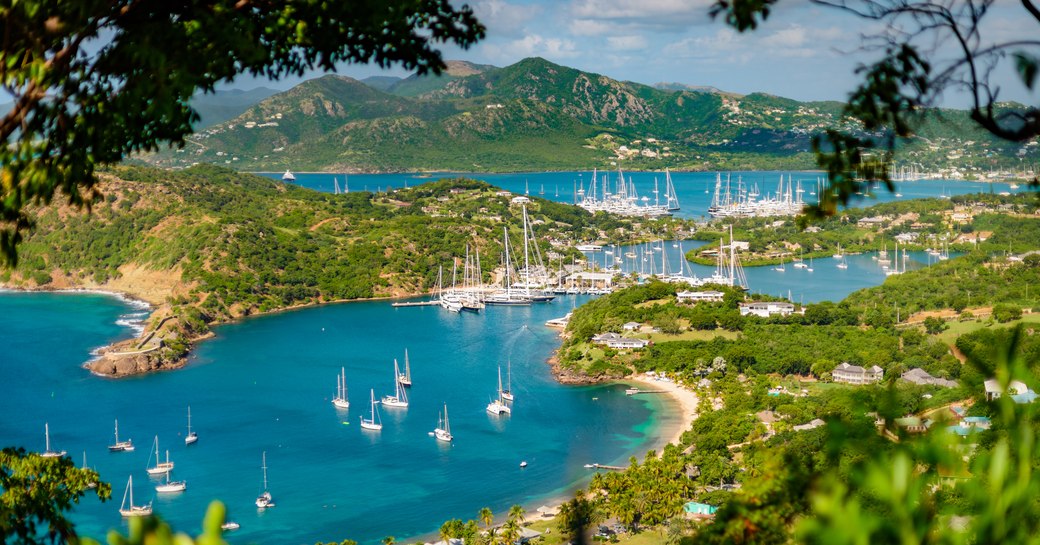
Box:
[624,373,700,451]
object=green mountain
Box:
[190,87,280,128]
[145,57,1032,174]
[386,60,497,97]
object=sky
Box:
[240,0,1039,107]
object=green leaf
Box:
[1013,52,1039,91]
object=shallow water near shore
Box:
[1,292,675,544]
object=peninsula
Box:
[2,164,677,376]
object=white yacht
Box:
[486,367,512,415]
[119,476,153,517]
[185,406,198,445]
[41,423,66,458]
[360,389,383,431]
[433,404,453,442]
[281,169,295,182]
[155,473,186,493]
[332,367,350,409]
[255,452,275,509]
[381,359,409,408]
[146,437,174,475]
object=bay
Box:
[1,292,671,545]
[262,170,1026,220]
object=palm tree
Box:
[479,506,494,530]
[499,518,520,545]
[507,504,525,525]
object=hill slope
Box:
[2,164,640,376]
[145,58,1033,174]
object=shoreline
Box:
[623,373,699,452]
[406,372,700,544]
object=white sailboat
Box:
[837,255,849,269]
[501,360,514,402]
[332,367,350,409]
[82,452,98,489]
[108,419,135,452]
[806,257,814,273]
[360,389,382,431]
[146,437,174,475]
[41,423,66,458]
[185,406,198,445]
[486,367,511,415]
[255,452,274,509]
[398,349,412,387]
[433,404,453,442]
[119,475,153,517]
[155,472,186,493]
[833,244,844,259]
[773,257,786,272]
[793,250,808,269]
[381,359,409,408]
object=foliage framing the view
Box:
[0,0,485,266]
[711,0,1040,219]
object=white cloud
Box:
[471,0,543,37]
[480,34,580,63]
[606,35,648,51]
[571,0,713,22]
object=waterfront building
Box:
[738,301,797,318]
[676,290,725,303]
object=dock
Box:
[625,388,667,395]
[584,463,626,471]
[390,300,440,308]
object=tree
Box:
[478,506,494,532]
[922,316,948,335]
[709,0,1039,218]
[0,1,485,265]
[0,448,110,545]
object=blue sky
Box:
[250,0,1038,107]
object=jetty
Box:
[583,463,626,471]
[625,387,667,396]
[390,300,439,308]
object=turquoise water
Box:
[0,228,961,542]
[1,292,672,544]
[585,241,952,304]
[263,170,1027,220]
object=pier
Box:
[584,463,626,471]
[390,300,439,307]
[625,388,667,395]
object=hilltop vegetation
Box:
[144,58,1034,175]
[1,164,657,375]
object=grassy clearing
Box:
[646,329,740,343]
[936,313,1040,346]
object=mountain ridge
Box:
[145,57,1033,174]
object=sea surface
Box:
[1,292,673,545]
[261,170,1026,220]
[2,172,988,544]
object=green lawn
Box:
[647,329,740,343]
[936,313,1040,346]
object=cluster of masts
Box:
[579,225,748,290]
[576,166,680,217]
[331,354,520,446]
[708,173,806,218]
[433,204,557,309]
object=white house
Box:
[591,332,650,349]
[622,322,642,331]
[833,362,884,385]
[983,378,1036,402]
[739,301,797,318]
[677,290,725,303]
